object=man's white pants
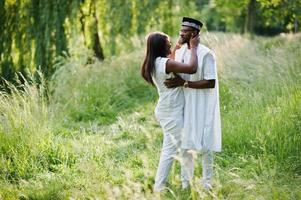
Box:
[154,131,214,190]
[153,116,214,191]
[180,149,214,188]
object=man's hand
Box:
[164,75,185,88]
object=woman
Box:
[141,32,199,191]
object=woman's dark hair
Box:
[141,32,169,85]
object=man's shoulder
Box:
[198,44,215,57]
[197,44,211,57]
[198,44,211,52]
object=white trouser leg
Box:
[180,149,195,188]
[154,130,181,191]
[201,150,214,189]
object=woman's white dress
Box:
[152,57,184,191]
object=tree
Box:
[244,0,256,33]
[256,0,301,34]
[79,0,104,60]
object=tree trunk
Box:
[81,0,104,60]
[79,7,87,46]
[295,18,298,33]
[0,0,5,63]
[91,1,104,60]
[244,0,256,34]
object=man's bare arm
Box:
[185,79,215,88]
[164,75,215,89]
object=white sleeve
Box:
[158,57,170,74]
[203,52,217,80]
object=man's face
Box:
[179,26,197,44]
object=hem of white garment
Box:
[199,178,213,190]
[153,184,165,192]
[181,146,222,153]
[182,180,190,189]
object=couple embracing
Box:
[141,17,221,192]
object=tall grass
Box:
[0,74,76,199]
[0,33,300,199]
[50,41,157,127]
[217,34,301,168]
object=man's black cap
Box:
[182,17,203,31]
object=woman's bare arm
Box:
[168,39,182,60]
[165,35,199,74]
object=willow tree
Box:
[0,0,204,85]
[30,0,69,77]
[0,0,71,84]
[0,1,18,84]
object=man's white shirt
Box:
[175,43,222,152]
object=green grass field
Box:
[0,33,300,199]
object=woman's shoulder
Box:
[155,56,169,74]
[155,57,169,66]
[156,56,169,61]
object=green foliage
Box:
[258,0,301,29]
[0,0,71,84]
[1,0,199,82]
[1,0,299,84]
[201,0,301,34]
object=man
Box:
[165,17,222,189]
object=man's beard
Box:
[179,37,189,45]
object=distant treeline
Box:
[0,0,300,84]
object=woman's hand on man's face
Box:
[164,75,185,88]
[177,37,184,46]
